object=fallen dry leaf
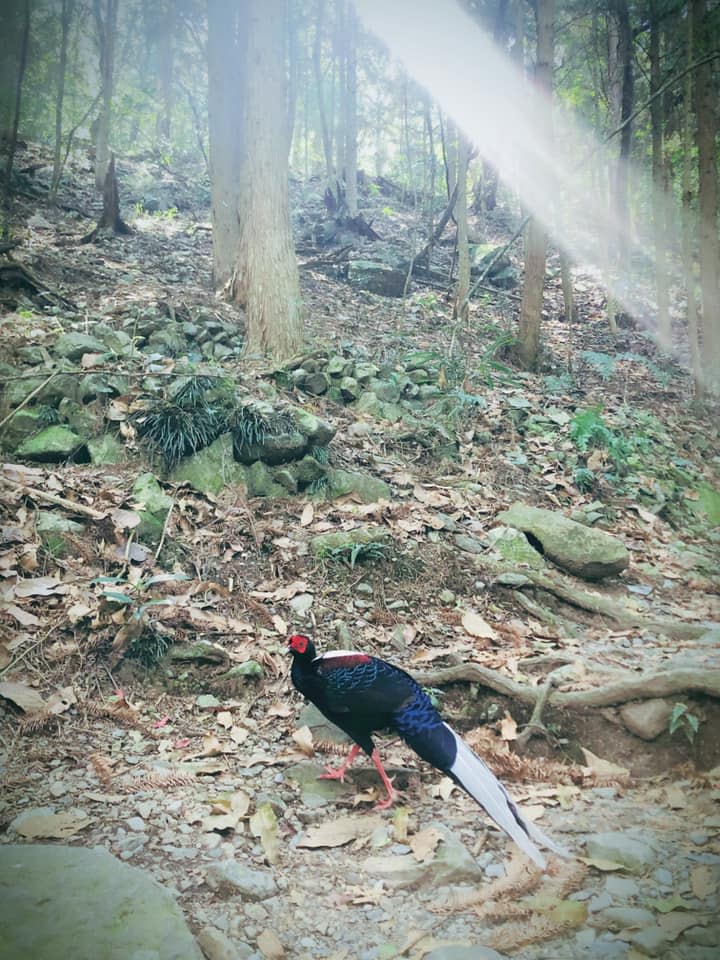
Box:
[14,809,93,839]
[0,603,40,626]
[299,503,314,527]
[216,710,233,729]
[292,725,314,757]
[272,614,287,635]
[409,827,443,862]
[0,681,46,714]
[691,865,717,900]
[500,711,518,741]
[460,610,498,641]
[297,814,385,849]
[13,576,68,598]
[257,928,285,960]
[250,802,280,864]
[580,748,629,778]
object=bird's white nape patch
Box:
[314,649,364,661]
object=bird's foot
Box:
[318,766,348,782]
[373,787,398,811]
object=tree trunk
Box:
[682,2,702,396]
[313,0,336,209]
[649,0,670,349]
[233,0,303,361]
[93,0,119,191]
[2,0,30,204]
[343,2,358,218]
[691,0,720,394]
[155,0,175,145]
[453,134,470,324]
[51,0,74,203]
[207,0,244,290]
[517,0,554,370]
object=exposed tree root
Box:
[413,662,720,708]
[497,568,709,641]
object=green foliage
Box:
[580,350,670,386]
[669,703,700,744]
[570,407,613,451]
[543,372,575,395]
[573,467,596,492]
[310,444,329,465]
[133,397,222,468]
[321,540,390,569]
[228,404,296,460]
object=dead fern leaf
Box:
[18,711,59,735]
[90,752,115,788]
[125,772,197,792]
[84,702,144,728]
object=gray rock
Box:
[0,406,46,448]
[497,502,629,579]
[348,259,406,297]
[294,409,335,445]
[362,823,483,889]
[76,372,129,402]
[55,331,108,360]
[133,472,173,515]
[619,700,673,741]
[601,907,655,930]
[486,525,545,568]
[57,398,97,438]
[326,355,352,377]
[0,843,202,960]
[17,425,85,461]
[339,376,360,401]
[453,534,486,555]
[310,525,390,558]
[235,428,307,466]
[424,947,506,960]
[37,511,84,535]
[628,925,669,955]
[605,876,640,898]
[298,703,351,744]
[585,833,656,874]
[196,927,255,960]
[205,862,278,900]
[588,892,613,912]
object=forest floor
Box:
[1,146,719,960]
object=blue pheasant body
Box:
[288,635,568,869]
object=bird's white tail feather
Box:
[446,724,569,870]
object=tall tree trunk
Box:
[313,0,335,209]
[649,0,670,348]
[681,1,702,396]
[233,0,303,360]
[691,0,720,393]
[207,0,244,290]
[93,0,119,190]
[453,134,471,324]
[51,0,74,203]
[344,2,358,218]
[2,0,30,201]
[156,0,175,145]
[606,0,633,331]
[518,0,554,370]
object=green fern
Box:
[580,351,616,381]
[569,407,613,451]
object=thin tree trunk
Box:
[518,0,554,370]
[453,134,470,324]
[3,0,31,198]
[344,2,358,218]
[691,0,720,393]
[51,0,74,203]
[93,0,119,190]
[155,0,174,144]
[313,0,335,209]
[682,2,703,396]
[649,0,670,349]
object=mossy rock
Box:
[87,434,125,465]
[245,461,288,498]
[1,406,47,448]
[55,331,108,360]
[326,468,391,503]
[170,433,247,495]
[310,525,391,558]
[17,426,85,462]
[57,398,99,439]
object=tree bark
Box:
[51,0,74,203]
[682,2,703,396]
[517,0,554,370]
[343,2,358,218]
[207,0,244,290]
[453,134,470,323]
[649,0,670,349]
[691,0,720,394]
[93,0,119,191]
[233,0,303,361]
[3,0,30,199]
[313,0,336,210]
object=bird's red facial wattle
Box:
[288,634,309,654]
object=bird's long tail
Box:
[445,724,569,870]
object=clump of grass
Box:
[228,403,297,460]
[322,540,390,569]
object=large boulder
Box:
[496,502,629,580]
[0,844,203,960]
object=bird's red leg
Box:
[318,744,362,782]
[370,748,397,810]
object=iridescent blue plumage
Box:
[287,633,568,868]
